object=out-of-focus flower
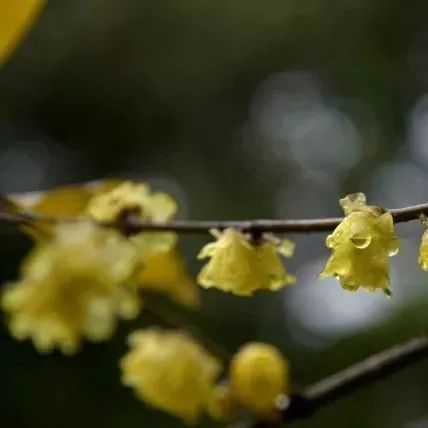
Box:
[1,222,141,354]
[12,180,198,309]
[320,193,400,292]
[229,342,290,416]
[120,328,222,423]
[197,229,295,296]
[87,182,190,298]
[13,185,92,217]
[0,0,46,65]
[87,181,199,307]
[86,181,177,224]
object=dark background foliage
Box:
[1,1,428,427]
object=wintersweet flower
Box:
[120,328,222,422]
[86,181,177,224]
[1,222,141,354]
[320,193,400,292]
[197,229,295,296]
[418,216,428,270]
[87,181,199,308]
[229,342,289,416]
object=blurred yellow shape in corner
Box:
[0,0,46,66]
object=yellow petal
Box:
[197,229,257,295]
[12,185,92,217]
[0,0,46,65]
[418,228,428,271]
[136,248,201,309]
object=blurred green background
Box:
[1,1,428,427]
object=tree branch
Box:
[253,333,428,427]
[2,200,428,234]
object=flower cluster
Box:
[120,328,289,424]
[3,180,428,425]
[2,222,140,354]
[207,342,290,422]
[3,180,201,354]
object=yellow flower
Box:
[229,342,290,416]
[86,181,199,307]
[135,247,200,309]
[418,218,428,270]
[120,328,222,423]
[86,181,177,224]
[197,229,295,296]
[320,193,400,292]
[0,0,46,66]
[1,222,141,354]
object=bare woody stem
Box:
[1,201,428,234]
[118,202,428,234]
[253,333,428,427]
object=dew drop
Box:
[388,247,400,256]
[350,236,372,249]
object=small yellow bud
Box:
[320,193,400,292]
[120,328,222,423]
[197,229,296,296]
[230,343,289,415]
[1,222,141,354]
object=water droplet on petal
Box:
[388,246,400,256]
[350,236,372,249]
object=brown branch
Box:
[253,333,428,427]
[118,203,428,234]
[1,200,428,234]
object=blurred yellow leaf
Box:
[0,0,46,65]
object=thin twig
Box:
[253,333,428,427]
[1,201,428,234]
[117,202,428,234]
